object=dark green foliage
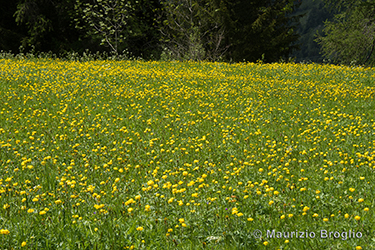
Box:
[1,0,162,58]
[316,0,375,65]
[159,0,229,61]
[0,1,27,52]
[1,0,303,62]
[222,0,302,62]
[14,0,88,53]
[74,0,134,54]
[160,0,302,62]
[290,0,334,62]
[125,0,163,59]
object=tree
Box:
[124,0,163,59]
[160,0,302,62]
[5,0,162,58]
[316,0,375,65]
[75,0,134,54]
[0,0,27,52]
[14,0,87,53]
[221,0,302,62]
[160,0,229,61]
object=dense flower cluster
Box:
[0,59,374,249]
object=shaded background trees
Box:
[13,0,87,53]
[290,0,334,62]
[224,0,302,62]
[160,0,229,61]
[1,0,374,65]
[315,0,375,65]
[2,0,162,58]
[0,0,302,62]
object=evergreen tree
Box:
[14,0,86,53]
[221,0,302,62]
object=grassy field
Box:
[0,58,375,249]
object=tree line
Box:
[1,0,375,65]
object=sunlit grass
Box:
[0,58,375,249]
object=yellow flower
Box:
[364,207,369,212]
[125,198,135,206]
[323,218,329,222]
[355,216,361,221]
[27,209,34,213]
[136,226,143,231]
[55,199,62,205]
[39,211,46,215]
[268,200,274,205]
[263,241,268,246]
[232,208,238,214]
[344,214,349,219]
[356,246,362,250]
[313,213,319,217]
[179,218,185,223]
[135,195,141,200]
[128,208,133,213]
[0,229,10,235]
[280,215,285,219]
[145,205,151,212]
[358,198,364,203]
[247,218,254,221]
[288,214,293,218]
[21,241,27,247]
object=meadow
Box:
[0,58,375,249]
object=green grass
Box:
[0,58,374,249]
